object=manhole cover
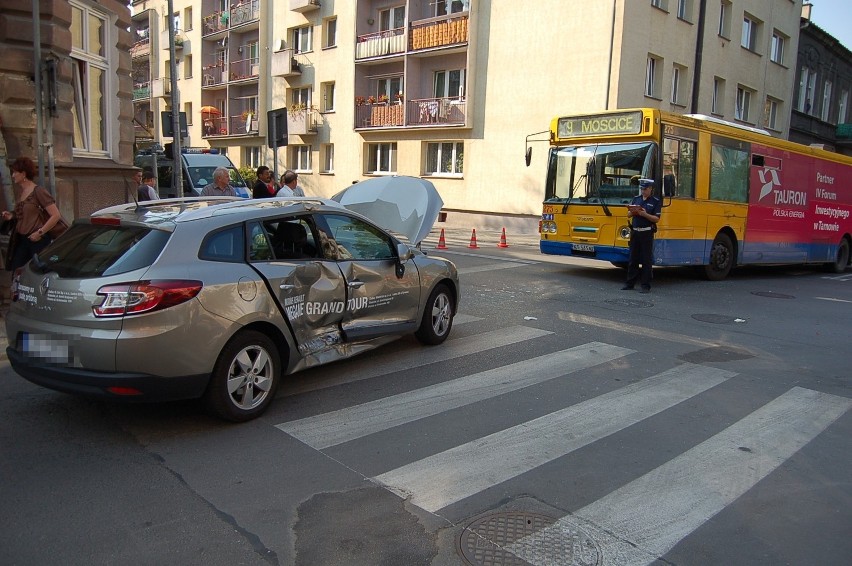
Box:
[751,291,795,299]
[458,512,601,566]
[692,313,738,324]
[604,298,654,308]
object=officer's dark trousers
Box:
[625,230,654,289]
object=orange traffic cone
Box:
[497,227,509,248]
[436,228,448,249]
[468,228,479,249]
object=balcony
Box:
[228,57,260,82]
[131,38,150,58]
[151,77,171,98]
[132,82,150,101]
[271,49,302,77]
[355,28,405,60]
[410,13,469,51]
[202,65,227,88]
[287,107,319,135]
[355,102,404,128]
[202,116,229,137]
[230,0,260,27]
[202,11,229,37]
[290,0,320,13]
[229,113,259,136]
[408,97,467,126]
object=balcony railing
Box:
[202,65,227,87]
[408,97,466,126]
[202,11,228,36]
[132,82,150,101]
[355,28,405,59]
[130,38,150,58]
[410,13,469,51]
[287,108,319,135]
[271,48,302,77]
[355,102,405,128]
[230,113,259,136]
[228,57,260,81]
[230,0,259,27]
[202,116,229,137]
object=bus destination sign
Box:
[557,111,643,139]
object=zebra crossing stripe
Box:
[277,342,633,449]
[283,324,550,396]
[459,262,529,275]
[506,387,852,566]
[374,363,736,513]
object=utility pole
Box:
[167,0,183,193]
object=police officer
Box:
[622,178,661,293]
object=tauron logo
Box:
[758,168,780,201]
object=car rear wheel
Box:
[204,330,280,422]
[703,233,734,281]
[415,283,453,345]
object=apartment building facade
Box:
[131,0,805,220]
[1,0,137,220]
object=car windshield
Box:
[545,142,657,205]
[187,166,246,188]
[31,224,171,278]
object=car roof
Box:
[91,197,349,227]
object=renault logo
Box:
[40,276,50,295]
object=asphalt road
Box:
[1,235,850,565]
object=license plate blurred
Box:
[22,333,70,363]
[572,244,594,252]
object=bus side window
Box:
[663,137,696,198]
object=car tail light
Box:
[91,217,122,226]
[93,280,202,317]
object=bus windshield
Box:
[545,142,657,204]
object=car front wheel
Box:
[204,330,280,422]
[415,283,454,345]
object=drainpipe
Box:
[605,0,617,110]
[32,0,47,190]
[690,0,707,113]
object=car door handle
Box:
[348,281,365,289]
[279,283,295,290]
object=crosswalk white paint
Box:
[278,341,633,449]
[374,363,735,512]
[283,324,551,396]
[506,386,852,566]
[458,262,530,275]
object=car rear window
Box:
[32,224,170,278]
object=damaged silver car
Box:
[5,181,458,421]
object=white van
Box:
[134,147,251,199]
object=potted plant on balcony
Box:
[367,95,377,105]
[355,96,366,106]
[378,94,390,105]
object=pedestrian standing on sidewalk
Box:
[621,178,661,293]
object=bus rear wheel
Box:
[826,238,850,273]
[703,233,734,281]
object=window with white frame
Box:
[293,26,313,54]
[839,90,849,124]
[435,1,466,16]
[765,98,779,130]
[184,101,193,125]
[797,66,817,114]
[770,32,785,64]
[380,6,405,31]
[323,17,337,48]
[434,70,464,98]
[246,146,262,169]
[70,1,109,155]
[646,55,662,98]
[426,142,463,175]
[712,77,725,114]
[291,87,312,107]
[718,1,732,38]
[291,145,311,172]
[184,6,193,30]
[677,0,691,21]
[321,82,335,112]
[822,80,833,122]
[377,76,403,100]
[321,144,334,173]
[184,54,193,79]
[671,64,687,105]
[367,143,397,174]
[736,86,753,122]
[650,0,668,10]
[741,15,759,51]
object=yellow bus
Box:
[533,108,852,279]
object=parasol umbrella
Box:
[331,176,443,245]
[200,106,221,116]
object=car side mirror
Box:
[397,243,413,262]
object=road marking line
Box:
[435,249,540,263]
[459,262,530,275]
[374,363,734,513]
[507,386,852,566]
[278,342,633,449]
[452,313,481,325]
[282,325,552,396]
[814,296,852,303]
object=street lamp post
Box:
[167,0,183,194]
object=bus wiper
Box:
[563,175,583,213]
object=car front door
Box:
[315,213,420,341]
[248,216,347,357]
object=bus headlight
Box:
[619,226,631,240]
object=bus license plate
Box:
[572,243,594,253]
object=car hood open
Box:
[331,176,443,245]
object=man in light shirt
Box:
[201,167,238,197]
[276,170,305,197]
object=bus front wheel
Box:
[703,233,734,281]
[826,238,850,273]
